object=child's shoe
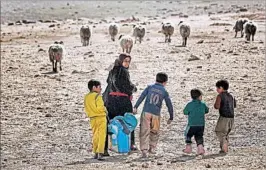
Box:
[130,144,138,151]
[222,143,228,153]
[141,150,148,158]
[197,144,205,155]
[97,153,105,161]
[183,144,192,154]
[148,147,156,154]
[102,150,110,157]
[93,153,98,159]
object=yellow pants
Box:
[90,116,107,154]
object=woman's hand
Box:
[133,108,138,115]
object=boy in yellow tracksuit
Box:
[84,79,107,160]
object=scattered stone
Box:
[180,14,189,18]
[197,40,204,44]
[170,160,177,163]
[38,48,45,52]
[243,74,248,77]
[228,50,233,53]
[188,54,200,61]
[45,113,52,117]
[72,70,79,74]
[15,21,22,25]
[197,66,202,68]
[84,51,92,55]
[142,163,149,168]
[206,54,211,59]
[170,50,178,54]
[125,160,132,163]
[187,68,190,71]
[205,164,211,168]
[225,29,229,32]
[157,161,163,165]
[239,8,248,12]
[34,74,40,78]
[49,24,55,28]
[171,13,179,16]
[88,54,94,57]
[250,47,258,50]
[253,113,258,117]
[8,23,14,26]
[210,23,232,26]
[22,20,36,24]
[130,163,137,167]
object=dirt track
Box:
[1,1,266,170]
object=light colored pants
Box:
[215,116,234,149]
[90,116,107,154]
[139,112,160,151]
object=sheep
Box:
[80,25,91,46]
[118,35,134,54]
[233,18,249,38]
[244,21,257,41]
[109,23,119,41]
[132,24,146,44]
[178,21,191,47]
[161,21,175,43]
[48,41,65,72]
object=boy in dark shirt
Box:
[133,72,173,158]
[214,80,236,153]
[183,89,209,155]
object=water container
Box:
[108,113,138,153]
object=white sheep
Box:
[244,21,257,41]
[178,21,191,47]
[48,41,65,72]
[161,21,175,43]
[80,25,91,46]
[109,23,119,41]
[233,18,249,38]
[118,35,134,54]
[132,24,146,44]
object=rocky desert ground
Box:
[1,1,266,170]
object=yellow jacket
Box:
[84,92,107,118]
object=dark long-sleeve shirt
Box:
[107,66,136,96]
[134,83,174,120]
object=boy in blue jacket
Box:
[133,72,173,158]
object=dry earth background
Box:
[1,1,266,170]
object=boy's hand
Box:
[167,119,172,124]
[133,108,137,115]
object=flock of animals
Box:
[48,18,257,72]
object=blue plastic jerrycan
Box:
[108,113,138,153]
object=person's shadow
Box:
[202,152,227,159]
[66,155,129,165]
[170,154,197,163]
[41,71,57,75]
